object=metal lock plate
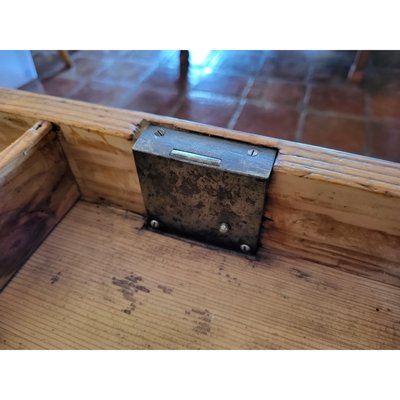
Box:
[133,125,277,254]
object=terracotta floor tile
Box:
[259,57,309,82]
[309,84,366,115]
[58,56,112,80]
[21,76,82,98]
[120,50,172,64]
[302,113,367,154]
[216,50,267,59]
[369,120,400,162]
[40,77,83,97]
[142,67,191,92]
[310,61,350,82]
[77,50,126,60]
[19,79,46,94]
[266,51,353,64]
[247,79,305,106]
[193,73,249,98]
[94,60,152,84]
[122,88,182,116]
[234,103,299,140]
[68,81,133,107]
[213,51,265,75]
[305,50,355,64]
[363,69,400,94]
[267,50,310,61]
[370,93,400,118]
[174,94,238,127]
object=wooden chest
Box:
[0,88,399,349]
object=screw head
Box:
[150,219,159,229]
[154,128,165,137]
[240,244,251,253]
[247,149,258,157]
[219,222,230,234]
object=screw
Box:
[150,219,159,229]
[240,244,251,253]
[219,222,230,234]
[154,128,165,137]
[247,149,258,157]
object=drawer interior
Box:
[0,89,399,349]
[1,199,399,349]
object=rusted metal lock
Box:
[133,125,277,254]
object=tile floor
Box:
[20,50,400,163]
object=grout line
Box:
[168,90,187,116]
[226,77,254,130]
[226,53,267,130]
[294,62,314,142]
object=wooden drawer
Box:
[0,88,399,349]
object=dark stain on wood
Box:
[191,308,208,315]
[291,267,312,281]
[0,128,79,291]
[186,308,212,335]
[112,274,150,314]
[193,322,211,335]
[157,284,173,294]
[50,272,61,284]
[112,275,149,293]
[123,299,136,314]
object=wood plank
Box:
[0,120,80,290]
[0,201,399,349]
[264,172,400,286]
[0,89,399,287]
[57,124,145,213]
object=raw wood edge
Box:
[0,120,80,290]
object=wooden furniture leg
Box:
[179,50,189,78]
[58,50,73,68]
[348,50,369,83]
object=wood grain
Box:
[0,120,80,290]
[57,124,144,213]
[264,171,400,286]
[0,111,35,152]
[58,50,73,68]
[0,89,399,287]
[0,201,398,350]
